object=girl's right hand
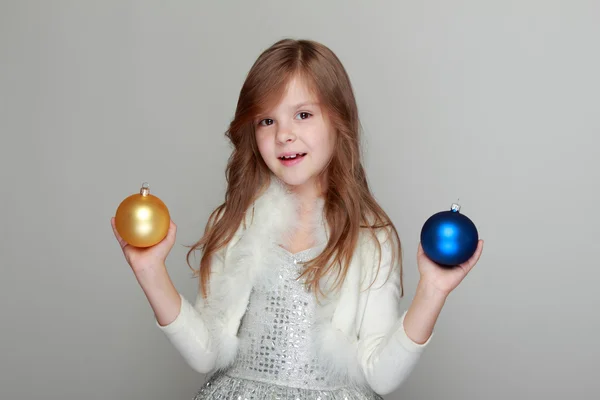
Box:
[110,217,177,276]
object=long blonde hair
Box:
[187,38,403,299]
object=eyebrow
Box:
[292,101,319,109]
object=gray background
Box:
[1,1,598,399]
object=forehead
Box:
[282,75,317,100]
[261,74,320,113]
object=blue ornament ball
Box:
[420,202,479,267]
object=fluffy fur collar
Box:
[195,177,374,388]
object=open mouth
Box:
[278,153,307,160]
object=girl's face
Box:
[255,76,335,198]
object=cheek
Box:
[255,134,277,166]
[255,133,269,154]
[309,125,335,156]
[322,131,336,159]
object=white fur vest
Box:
[158,177,430,395]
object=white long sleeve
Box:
[155,293,218,374]
[356,239,433,395]
[154,232,432,391]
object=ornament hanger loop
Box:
[451,198,461,212]
[140,182,150,196]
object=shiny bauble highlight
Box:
[420,202,479,267]
[114,182,170,248]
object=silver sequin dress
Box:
[193,246,383,400]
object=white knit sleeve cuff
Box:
[393,310,433,352]
[155,293,193,334]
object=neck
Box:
[260,175,328,251]
[284,180,327,250]
[288,180,325,215]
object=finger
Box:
[110,217,129,250]
[473,240,484,262]
[460,240,484,272]
[460,241,481,274]
[417,242,424,256]
[168,220,177,237]
[161,220,177,245]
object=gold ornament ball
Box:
[114,182,171,248]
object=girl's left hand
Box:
[417,240,484,297]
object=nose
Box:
[276,123,296,144]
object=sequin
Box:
[193,246,382,400]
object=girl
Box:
[111,38,483,399]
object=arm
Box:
[153,289,218,374]
[135,263,183,327]
[147,260,221,374]
[111,216,219,374]
[403,280,447,344]
[356,237,440,395]
[356,234,483,395]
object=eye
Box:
[258,118,274,126]
[295,112,312,120]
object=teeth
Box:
[281,153,304,159]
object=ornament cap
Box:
[140,182,150,196]
[451,202,461,213]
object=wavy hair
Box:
[187,38,403,299]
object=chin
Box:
[273,171,315,190]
